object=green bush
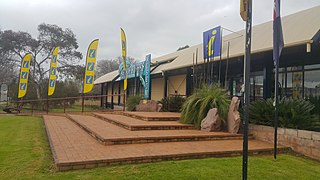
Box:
[160,95,186,112]
[306,96,320,115]
[180,84,230,129]
[250,97,320,131]
[126,95,142,111]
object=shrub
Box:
[126,95,142,111]
[306,96,320,115]
[180,84,230,129]
[160,95,186,112]
[250,97,320,131]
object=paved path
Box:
[43,115,288,171]
[67,114,242,144]
[123,112,180,121]
[93,113,194,130]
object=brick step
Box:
[66,114,251,145]
[122,111,180,121]
[43,115,290,171]
[92,113,194,131]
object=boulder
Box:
[201,108,221,132]
[227,96,241,134]
[136,100,162,112]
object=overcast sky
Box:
[1,0,320,62]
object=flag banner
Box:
[144,54,151,99]
[48,47,59,96]
[203,26,221,60]
[118,54,151,99]
[121,28,127,90]
[18,53,32,98]
[273,0,284,66]
[240,0,248,21]
[83,39,99,94]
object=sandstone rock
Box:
[201,108,221,132]
[227,96,241,134]
[136,100,162,112]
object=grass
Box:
[0,115,320,180]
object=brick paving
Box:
[43,115,289,171]
[122,111,180,121]
[92,113,194,130]
[66,114,244,144]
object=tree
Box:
[96,59,119,78]
[96,56,136,78]
[0,23,83,99]
[0,50,18,84]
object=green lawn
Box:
[0,115,320,180]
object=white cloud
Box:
[0,0,319,62]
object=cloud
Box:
[0,0,319,63]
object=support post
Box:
[123,93,126,111]
[111,81,114,109]
[63,100,66,113]
[46,98,49,114]
[81,95,84,113]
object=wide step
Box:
[43,115,289,171]
[122,112,180,121]
[93,113,194,130]
[66,114,247,145]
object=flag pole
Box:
[241,0,252,179]
[273,0,284,160]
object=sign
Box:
[203,26,221,60]
[0,84,8,102]
[83,39,99,94]
[18,53,32,98]
[118,54,151,99]
[48,47,59,96]
[121,28,127,90]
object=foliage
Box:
[1,116,320,179]
[160,95,186,112]
[306,96,320,115]
[126,95,142,111]
[250,97,320,131]
[0,50,18,84]
[180,84,230,129]
[96,59,119,78]
[0,23,82,98]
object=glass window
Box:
[305,64,320,70]
[304,69,320,97]
[285,66,303,98]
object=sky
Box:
[1,0,320,62]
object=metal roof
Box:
[95,5,320,84]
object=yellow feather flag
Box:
[48,47,59,96]
[120,28,127,91]
[83,39,99,94]
[18,53,32,98]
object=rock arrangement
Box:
[227,97,241,134]
[200,96,241,133]
[200,108,221,132]
[136,100,162,112]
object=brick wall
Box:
[249,124,320,160]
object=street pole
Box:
[242,0,252,179]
